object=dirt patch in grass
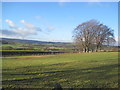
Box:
[15,55,55,59]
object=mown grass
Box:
[2,52,118,88]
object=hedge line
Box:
[2,50,64,56]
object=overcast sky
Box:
[1,2,118,42]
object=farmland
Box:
[2,52,118,88]
[1,2,119,89]
[0,38,76,55]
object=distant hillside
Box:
[0,38,71,45]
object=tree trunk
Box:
[84,48,87,52]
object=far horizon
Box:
[1,37,72,43]
[1,2,118,42]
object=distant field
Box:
[2,52,118,88]
[1,44,22,48]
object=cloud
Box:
[5,19,17,28]
[115,36,120,46]
[0,29,24,39]
[4,19,42,39]
[0,29,30,39]
[111,36,120,46]
[1,29,19,36]
[20,20,35,29]
[115,36,118,42]
[20,20,42,33]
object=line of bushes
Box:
[2,50,64,56]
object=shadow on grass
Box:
[3,63,118,83]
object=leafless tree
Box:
[73,19,115,52]
[94,24,115,51]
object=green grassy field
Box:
[2,52,118,88]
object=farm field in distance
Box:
[2,52,118,88]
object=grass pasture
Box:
[2,52,118,88]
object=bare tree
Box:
[94,24,115,51]
[73,19,115,52]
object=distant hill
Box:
[0,38,71,45]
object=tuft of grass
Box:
[2,52,118,88]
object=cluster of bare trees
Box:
[73,20,116,52]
